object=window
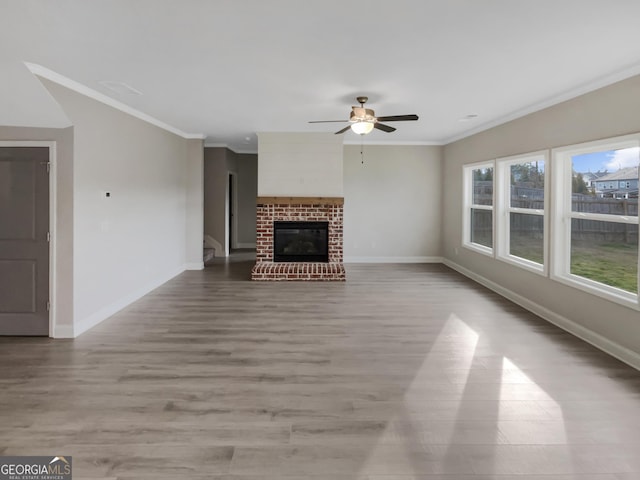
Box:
[496,152,548,272]
[552,135,639,305]
[463,163,494,255]
[461,134,639,308]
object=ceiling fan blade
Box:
[375,114,419,122]
[374,123,396,133]
[334,125,352,135]
[309,120,348,123]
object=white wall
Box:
[442,73,640,367]
[39,78,200,336]
[258,132,343,197]
[344,145,443,262]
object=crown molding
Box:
[25,62,205,140]
[443,61,640,145]
[343,139,443,146]
[204,143,257,155]
[232,148,258,155]
[210,139,440,153]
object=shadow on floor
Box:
[204,248,256,280]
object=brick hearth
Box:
[251,197,345,281]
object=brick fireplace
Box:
[251,197,346,281]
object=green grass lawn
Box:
[571,242,638,293]
[510,235,544,264]
[509,233,637,293]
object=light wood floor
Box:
[2,261,640,479]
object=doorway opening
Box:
[226,172,237,256]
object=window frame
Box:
[551,134,639,308]
[463,161,495,257]
[496,151,549,275]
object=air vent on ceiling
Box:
[458,114,479,122]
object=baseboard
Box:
[345,256,444,264]
[184,262,204,270]
[73,265,186,338]
[53,325,74,339]
[236,242,256,249]
[442,258,640,372]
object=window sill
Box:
[550,272,639,311]
[462,242,494,258]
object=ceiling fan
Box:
[309,96,419,135]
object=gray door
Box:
[0,147,50,335]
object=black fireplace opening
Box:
[273,221,329,262]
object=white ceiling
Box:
[2,0,640,152]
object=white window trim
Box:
[496,150,549,275]
[551,134,640,309]
[463,161,495,257]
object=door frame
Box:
[0,141,57,337]
[226,171,238,255]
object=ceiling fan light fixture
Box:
[351,121,374,135]
[309,96,418,135]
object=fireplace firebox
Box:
[273,221,329,263]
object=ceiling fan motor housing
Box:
[350,108,376,122]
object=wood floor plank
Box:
[1,261,640,479]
